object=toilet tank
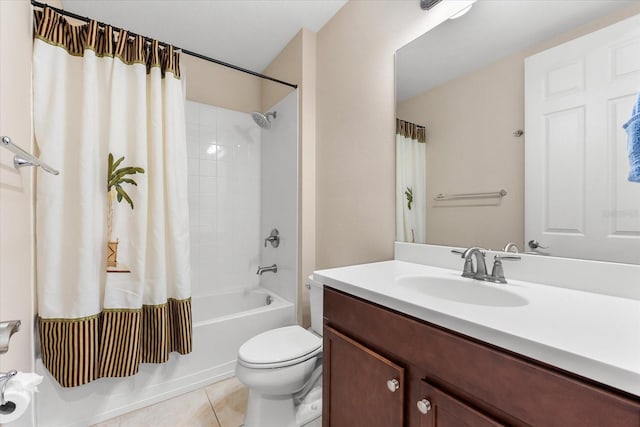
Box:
[308,275,324,336]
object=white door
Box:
[525,14,640,264]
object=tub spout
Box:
[256,264,278,275]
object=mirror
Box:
[395,0,640,264]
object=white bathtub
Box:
[192,288,283,324]
[36,288,295,427]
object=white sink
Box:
[396,275,528,307]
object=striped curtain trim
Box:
[34,8,181,78]
[396,118,426,143]
[39,298,192,387]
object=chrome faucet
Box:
[452,248,521,283]
[452,247,488,280]
[256,264,278,275]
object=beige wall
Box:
[261,29,317,326]
[398,53,525,251]
[183,55,262,113]
[298,30,316,327]
[0,0,36,379]
[315,0,473,269]
[397,3,640,252]
[261,32,301,112]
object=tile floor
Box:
[91,377,322,427]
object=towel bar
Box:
[1,136,59,175]
[0,320,21,355]
[434,189,507,201]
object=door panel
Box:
[525,13,640,263]
[323,326,404,427]
[417,380,505,427]
[544,107,586,234]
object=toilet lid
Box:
[238,325,322,365]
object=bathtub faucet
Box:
[257,264,278,275]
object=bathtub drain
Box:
[266,295,273,305]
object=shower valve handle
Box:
[264,229,280,248]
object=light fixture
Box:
[448,4,473,20]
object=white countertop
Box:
[313,260,640,397]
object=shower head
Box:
[251,111,277,129]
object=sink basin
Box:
[396,275,528,307]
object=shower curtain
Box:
[396,119,426,243]
[33,8,191,387]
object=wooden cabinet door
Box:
[323,326,404,427]
[417,381,505,427]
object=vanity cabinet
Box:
[418,380,504,427]
[322,287,640,427]
[323,326,404,427]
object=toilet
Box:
[235,277,324,427]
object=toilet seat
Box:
[238,325,322,369]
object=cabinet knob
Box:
[417,399,432,414]
[386,379,400,392]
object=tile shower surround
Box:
[186,101,262,299]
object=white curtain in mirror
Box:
[396,120,426,243]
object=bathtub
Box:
[192,288,283,324]
[35,287,295,427]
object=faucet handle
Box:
[489,255,520,284]
[451,250,474,276]
[494,254,521,261]
[264,228,280,248]
[451,248,486,257]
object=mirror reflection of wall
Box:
[395,0,640,264]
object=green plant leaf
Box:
[111,156,125,173]
[107,153,114,190]
[405,186,414,210]
[115,185,134,210]
[109,168,144,188]
[107,153,144,206]
[119,178,138,186]
[108,153,114,171]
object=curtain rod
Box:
[30,0,298,89]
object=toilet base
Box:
[244,390,297,427]
[243,384,322,427]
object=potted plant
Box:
[107,153,144,267]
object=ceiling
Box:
[396,0,638,102]
[60,0,347,73]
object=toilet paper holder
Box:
[0,370,17,408]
